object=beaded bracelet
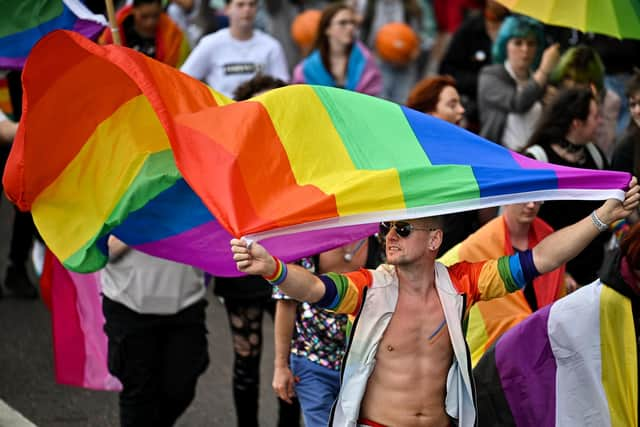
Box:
[590,210,609,233]
[263,256,288,286]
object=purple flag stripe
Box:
[133,220,378,277]
[511,152,630,190]
[495,305,556,427]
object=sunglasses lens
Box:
[394,221,411,237]
[379,222,391,236]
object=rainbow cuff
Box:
[264,256,288,286]
[611,219,630,241]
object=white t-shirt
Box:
[181,28,290,98]
[101,249,206,315]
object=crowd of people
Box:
[2,0,640,426]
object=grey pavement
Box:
[0,197,282,427]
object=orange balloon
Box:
[291,10,322,52]
[375,22,419,65]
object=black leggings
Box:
[224,297,300,427]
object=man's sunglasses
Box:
[379,221,437,238]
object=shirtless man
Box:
[230,178,639,427]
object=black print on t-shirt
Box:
[223,63,264,75]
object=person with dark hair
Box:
[438,0,509,132]
[613,72,640,178]
[612,71,640,225]
[181,0,289,98]
[213,73,301,427]
[589,34,640,134]
[233,73,287,100]
[230,180,639,427]
[478,15,560,150]
[99,0,191,67]
[524,88,607,288]
[549,44,621,160]
[291,3,381,96]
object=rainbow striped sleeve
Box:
[450,250,539,303]
[316,269,372,315]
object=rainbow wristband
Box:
[264,256,288,286]
[611,218,630,241]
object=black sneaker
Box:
[4,266,38,299]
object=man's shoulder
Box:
[368,264,398,289]
[252,29,285,49]
[197,28,232,46]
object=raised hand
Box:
[230,238,276,276]
[597,176,640,224]
[539,43,561,75]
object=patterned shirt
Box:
[273,257,348,371]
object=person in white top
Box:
[101,236,209,427]
[180,0,290,98]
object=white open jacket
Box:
[328,263,477,426]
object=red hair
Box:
[406,75,457,114]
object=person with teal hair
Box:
[478,15,560,151]
[491,16,545,69]
[549,45,621,160]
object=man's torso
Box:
[359,287,453,427]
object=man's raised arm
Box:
[230,238,326,303]
[533,177,640,275]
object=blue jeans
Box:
[290,355,341,427]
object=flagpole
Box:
[104,0,121,45]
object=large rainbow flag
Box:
[0,0,106,69]
[2,30,633,276]
[474,281,638,427]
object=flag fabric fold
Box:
[0,0,106,70]
[3,30,632,276]
[40,250,121,391]
[474,282,638,427]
